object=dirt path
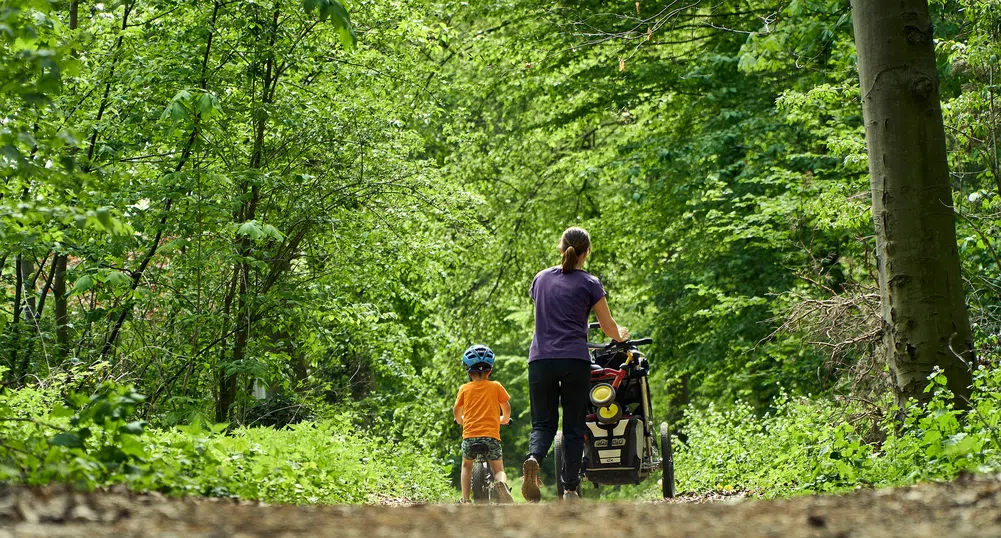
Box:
[3,477,1000,537]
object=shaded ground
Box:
[2,476,1000,537]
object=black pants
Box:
[527,358,591,490]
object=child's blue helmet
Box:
[462,344,495,372]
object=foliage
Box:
[1,0,479,447]
[0,383,450,503]
[244,393,314,429]
[610,368,1001,500]
[2,0,1000,504]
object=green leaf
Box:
[236,220,264,240]
[119,436,147,460]
[49,432,84,448]
[0,465,20,480]
[121,421,145,435]
[104,271,130,287]
[51,403,74,418]
[1,144,24,165]
[71,275,95,295]
[261,223,284,240]
[302,0,356,49]
[95,207,114,230]
[161,101,189,122]
[197,92,221,118]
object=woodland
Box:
[1,0,1000,503]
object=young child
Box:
[454,344,514,504]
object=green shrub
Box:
[617,366,1001,500]
[672,395,875,497]
[243,394,314,429]
[0,383,450,504]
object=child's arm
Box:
[500,401,512,425]
[454,388,464,425]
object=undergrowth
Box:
[5,367,1000,504]
[608,366,1001,500]
[0,383,450,504]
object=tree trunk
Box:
[34,255,56,320]
[218,263,250,423]
[215,267,240,423]
[15,257,38,380]
[851,0,975,407]
[217,4,279,423]
[20,257,37,321]
[55,4,76,363]
[9,255,23,382]
[53,254,69,360]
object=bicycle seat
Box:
[467,442,490,456]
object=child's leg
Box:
[461,458,474,501]
[488,459,508,484]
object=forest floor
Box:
[2,475,1000,537]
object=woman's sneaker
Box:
[521,456,542,502]
[492,481,514,504]
[562,488,580,502]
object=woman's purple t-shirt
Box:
[529,267,606,362]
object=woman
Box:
[521,226,629,502]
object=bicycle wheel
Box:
[472,461,490,503]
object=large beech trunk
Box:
[851,0,974,406]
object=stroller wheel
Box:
[589,383,616,406]
[597,402,623,424]
[554,431,565,498]
[660,422,676,498]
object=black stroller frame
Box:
[554,323,676,499]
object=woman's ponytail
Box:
[558,227,591,274]
[561,246,577,274]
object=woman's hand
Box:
[617,326,630,342]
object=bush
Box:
[0,383,450,504]
[656,366,1001,499]
[243,393,314,429]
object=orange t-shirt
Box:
[455,380,511,440]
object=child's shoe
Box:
[562,488,580,502]
[521,456,542,503]
[492,481,514,504]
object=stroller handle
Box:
[588,323,653,347]
[586,337,653,350]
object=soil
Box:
[2,475,1000,537]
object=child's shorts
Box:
[461,437,503,460]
